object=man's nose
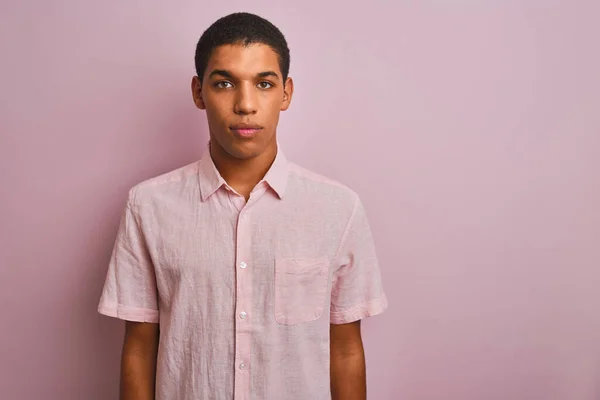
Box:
[234,83,258,115]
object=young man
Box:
[98,12,387,400]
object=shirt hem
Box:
[330,294,388,324]
[98,301,159,323]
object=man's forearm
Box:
[330,350,367,400]
[120,352,157,400]
[120,321,159,400]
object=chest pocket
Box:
[274,258,329,325]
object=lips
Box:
[230,123,263,138]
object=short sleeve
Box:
[97,188,159,323]
[330,196,388,324]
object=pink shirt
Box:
[98,145,388,400]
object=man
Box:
[98,12,387,400]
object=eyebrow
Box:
[257,71,280,80]
[208,69,280,81]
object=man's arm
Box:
[120,321,160,400]
[330,320,366,400]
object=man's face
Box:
[192,43,293,160]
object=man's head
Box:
[192,12,293,161]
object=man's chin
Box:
[221,140,262,161]
[211,133,275,161]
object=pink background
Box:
[1,1,599,399]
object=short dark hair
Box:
[195,12,290,84]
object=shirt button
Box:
[240,261,247,269]
[239,311,247,319]
[239,362,246,370]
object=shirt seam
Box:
[332,193,360,266]
[98,301,159,322]
[127,185,153,254]
[126,185,160,311]
[330,294,385,315]
[99,301,159,313]
[129,185,141,224]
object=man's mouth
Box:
[230,124,263,137]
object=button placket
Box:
[234,207,253,399]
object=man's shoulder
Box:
[127,160,200,205]
[287,162,360,204]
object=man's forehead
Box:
[206,43,280,76]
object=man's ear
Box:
[191,76,206,110]
[281,76,294,111]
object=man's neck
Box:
[209,140,277,200]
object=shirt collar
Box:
[198,141,289,201]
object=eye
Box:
[215,81,233,89]
[257,81,274,89]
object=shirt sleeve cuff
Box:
[98,301,159,323]
[330,294,388,325]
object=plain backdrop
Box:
[1,1,599,399]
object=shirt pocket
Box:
[274,258,329,325]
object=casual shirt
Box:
[98,144,388,400]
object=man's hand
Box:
[120,321,159,400]
[330,320,366,400]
